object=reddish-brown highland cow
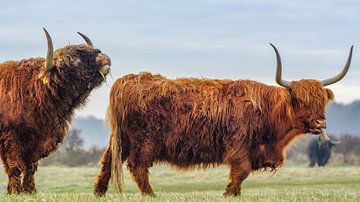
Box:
[0,29,111,194]
[94,44,353,197]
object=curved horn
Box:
[270,43,291,88]
[320,46,354,86]
[43,28,54,71]
[77,32,94,47]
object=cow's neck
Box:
[270,88,305,156]
[41,82,88,133]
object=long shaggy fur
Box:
[94,72,334,196]
[0,43,110,194]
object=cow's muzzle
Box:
[96,53,111,80]
[309,119,330,141]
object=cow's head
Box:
[270,44,353,140]
[40,28,111,93]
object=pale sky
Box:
[0,0,359,119]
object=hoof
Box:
[142,192,156,197]
[223,191,241,197]
[22,188,37,195]
[94,190,106,197]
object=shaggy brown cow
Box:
[0,28,111,194]
[94,44,353,196]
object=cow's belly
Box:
[250,144,284,170]
[160,137,225,167]
[24,133,65,163]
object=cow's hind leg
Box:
[127,133,155,196]
[94,142,129,196]
[22,162,39,194]
[94,145,112,196]
[129,165,154,196]
[223,160,251,197]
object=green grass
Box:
[0,164,358,201]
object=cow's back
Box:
[0,58,48,128]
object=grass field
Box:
[0,164,358,201]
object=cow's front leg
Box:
[6,165,23,194]
[1,156,24,194]
[22,162,39,194]
[0,137,25,194]
[223,160,251,197]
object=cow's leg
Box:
[94,145,112,196]
[129,165,154,196]
[309,156,317,167]
[127,133,155,196]
[5,164,23,195]
[94,135,129,197]
[22,162,39,194]
[223,160,251,197]
[318,158,326,166]
[0,139,25,194]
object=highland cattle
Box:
[0,28,111,194]
[94,44,352,196]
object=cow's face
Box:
[40,29,111,93]
[290,80,334,134]
[52,44,111,90]
[269,43,353,140]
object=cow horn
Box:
[270,43,291,88]
[320,46,353,86]
[43,28,54,71]
[77,32,94,47]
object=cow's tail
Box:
[109,108,125,193]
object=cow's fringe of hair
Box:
[109,108,124,193]
[160,161,222,171]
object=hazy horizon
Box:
[1,0,359,119]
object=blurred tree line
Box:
[41,129,105,167]
[332,134,360,164]
[287,134,360,165]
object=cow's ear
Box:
[325,88,334,101]
[38,71,52,86]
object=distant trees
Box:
[333,134,360,164]
[41,129,104,166]
[64,129,83,152]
